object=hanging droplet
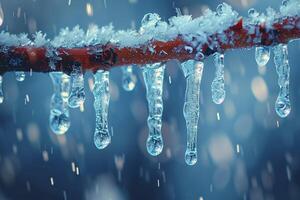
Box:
[49,72,71,135]
[182,60,204,165]
[255,47,270,66]
[142,63,165,156]
[211,53,226,104]
[68,62,85,108]
[0,75,4,104]
[93,70,111,149]
[15,71,25,82]
[122,65,137,91]
[273,44,291,118]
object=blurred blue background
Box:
[0,0,300,199]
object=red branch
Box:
[0,16,299,74]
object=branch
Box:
[0,15,299,74]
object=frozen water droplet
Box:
[181,60,204,165]
[68,63,85,108]
[143,63,165,156]
[93,70,111,149]
[195,52,205,60]
[212,53,226,104]
[0,75,3,104]
[49,72,71,135]
[248,8,259,18]
[122,65,137,91]
[255,47,270,66]
[185,151,197,166]
[273,44,291,118]
[15,71,25,82]
[216,3,225,16]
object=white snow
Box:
[0,1,298,49]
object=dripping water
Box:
[0,75,3,104]
[49,72,71,135]
[211,52,226,104]
[93,70,111,149]
[273,44,291,118]
[182,60,204,165]
[122,65,137,91]
[142,63,165,156]
[255,47,270,67]
[15,71,25,82]
[68,62,85,108]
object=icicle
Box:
[273,44,291,118]
[255,47,270,66]
[49,72,71,135]
[68,62,85,108]
[15,71,25,82]
[211,53,226,104]
[182,60,204,165]
[93,70,111,149]
[142,63,165,156]
[0,75,3,104]
[122,65,137,91]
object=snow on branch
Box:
[0,2,299,74]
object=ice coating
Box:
[142,63,165,156]
[255,47,270,66]
[273,44,291,118]
[68,62,85,108]
[182,60,204,165]
[15,71,25,82]
[122,65,137,91]
[0,75,3,104]
[211,52,225,104]
[49,72,71,135]
[93,70,111,150]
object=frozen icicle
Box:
[0,75,3,104]
[142,63,165,156]
[68,62,85,108]
[211,53,226,104]
[122,65,137,91]
[255,47,270,66]
[273,44,291,118]
[93,70,111,149]
[182,60,204,165]
[15,71,25,82]
[49,72,71,135]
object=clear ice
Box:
[68,63,85,108]
[211,53,226,104]
[273,44,291,118]
[93,70,111,149]
[122,65,137,91]
[142,63,165,156]
[0,75,3,104]
[49,72,71,135]
[15,71,25,82]
[255,47,270,66]
[182,60,204,165]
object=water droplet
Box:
[182,60,204,165]
[143,63,165,156]
[273,44,291,118]
[212,53,226,104]
[15,71,25,82]
[248,8,259,18]
[255,47,270,66]
[282,0,289,6]
[68,63,85,108]
[0,75,3,104]
[216,3,225,16]
[49,72,71,135]
[122,65,137,91]
[93,70,111,149]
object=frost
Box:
[0,1,298,49]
